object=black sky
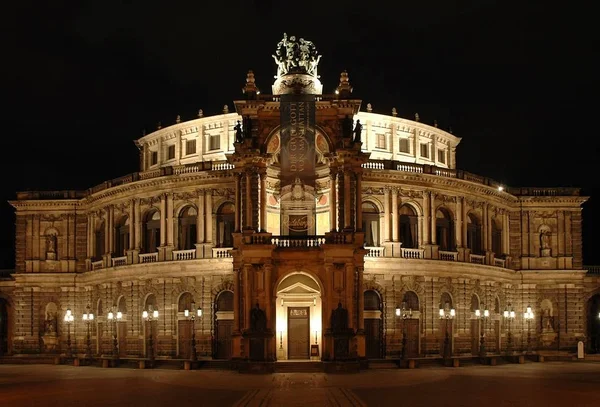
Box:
[2,1,598,268]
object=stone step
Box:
[274,361,323,373]
[368,359,399,369]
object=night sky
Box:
[3,1,598,268]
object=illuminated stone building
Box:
[1,35,599,368]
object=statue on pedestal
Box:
[250,303,267,332]
[353,120,363,143]
[234,121,243,143]
[330,302,348,332]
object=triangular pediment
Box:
[278,281,320,295]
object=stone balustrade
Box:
[402,248,425,259]
[91,260,104,270]
[139,252,158,263]
[493,258,506,268]
[172,249,196,261]
[111,256,127,267]
[272,236,326,248]
[212,247,233,258]
[365,246,385,257]
[439,251,458,261]
[470,253,486,264]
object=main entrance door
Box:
[288,307,309,359]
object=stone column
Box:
[233,267,241,332]
[392,189,399,242]
[134,199,141,250]
[329,172,337,231]
[455,197,463,247]
[205,189,213,244]
[264,264,273,330]
[160,195,166,247]
[383,187,390,242]
[86,214,92,258]
[243,264,252,330]
[430,192,436,245]
[355,172,363,231]
[345,263,354,329]
[344,170,351,229]
[104,210,110,254]
[129,200,135,250]
[557,211,565,256]
[167,193,174,247]
[90,213,96,257]
[502,211,510,255]
[422,192,429,244]
[234,174,241,232]
[259,170,267,232]
[462,199,468,247]
[483,203,490,252]
[196,191,204,243]
[245,170,252,229]
[357,266,364,330]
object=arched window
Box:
[114,216,130,257]
[491,218,502,256]
[143,210,161,253]
[178,292,194,312]
[436,208,455,251]
[144,294,157,312]
[216,291,234,312]
[470,294,480,312]
[402,291,419,310]
[364,290,381,310]
[362,202,380,247]
[399,204,418,249]
[117,296,127,314]
[467,213,482,254]
[440,292,453,310]
[95,220,105,260]
[216,203,235,248]
[178,206,197,250]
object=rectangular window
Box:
[167,144,175,160]
[420,143,429,158]
[376,133,386,149]
[438,148,446,164]
[210,134,220,151]
[186,139,196,155]
[151,151,158,166]
[399,138,410,153]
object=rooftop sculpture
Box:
[272,33,322,78]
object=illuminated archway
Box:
[275,272,322,360]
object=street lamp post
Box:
[524,305,535,354]
[503,305,516,354]
[142,305,159,361]
[107,305,122,358]
[64,308,74,358]
[82,305,94,359]
[396,302,412,359]
[439,305,456,359]
[184,302,202,362]
[475,307,490,356]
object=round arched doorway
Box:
[275,272,322,360]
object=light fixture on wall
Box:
[503,304,516,354]
[184,301,202,362]
[82,304,94,359]
[107,304,122,358]
[63,308,74,358]
[439,302,455,359]
[142,304,159,361]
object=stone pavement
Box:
[0,362,599,406]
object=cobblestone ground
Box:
[0,362,599,407]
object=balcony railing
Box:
[494,258,506,268]
[585,265,600,275]
[272,236,326,248]
[402,248,425,259]
[172,249,196,261]
[439,251,458,261]
[111,256,127,267]
[139,252,158,263]
[91,260,104,270]
[470,254,486,264]
[212,247,233,258]
[365,246,385,257]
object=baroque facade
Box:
[1,35,599,366]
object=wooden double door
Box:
[288,307,310,359]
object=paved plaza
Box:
[0,362,599,406]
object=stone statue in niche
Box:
[330,302,348,332]
[250,303,267,332]
[539,227,551,257]
[541,308,554,332]
[234,120,243,143]
[353,120,363,143]
[46,235,56,253]
[42,308,58,352]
